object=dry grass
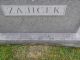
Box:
[12,45,30,60]
[27,45,49,60]
[0,45,80,60]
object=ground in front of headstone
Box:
[0,45,80,60]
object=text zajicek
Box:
[1,5,67,16]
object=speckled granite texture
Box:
[0,0,79,33]
[0,0,80,47]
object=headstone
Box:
[0,0,80,47]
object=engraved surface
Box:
[0,0,80,46]
[0,0,79,33]
[2,5,66,16]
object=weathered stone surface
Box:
[0,0,80,33]
[0,0,79,47]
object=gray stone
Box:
[0,0,79,47]
[0,0,80,33]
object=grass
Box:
[0,45,80,60]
